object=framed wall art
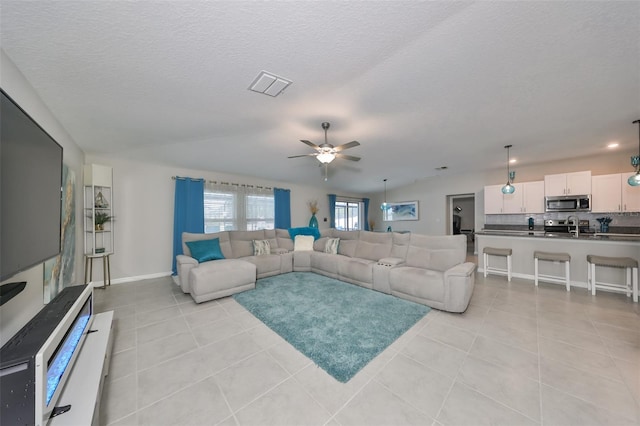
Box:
[383,201,419,221]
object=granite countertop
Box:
[477,226,640,242]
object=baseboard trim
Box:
[88,271,173,287]
[477,268,588,289]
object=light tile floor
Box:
[96,271,640,426]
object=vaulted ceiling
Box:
[1,1,638,193]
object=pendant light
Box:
[628,119,640,186]
[501,145,516,194]
[380,179,390,211]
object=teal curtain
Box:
[172,177,204,274]
[274,187,291,229]
[328,194,337,228]
[363,198,370,231]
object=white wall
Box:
[84,154,363,282]
[0,50,85,346]
[367,150,637,236]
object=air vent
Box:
[248,71,292,97]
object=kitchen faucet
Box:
[567,215,579,238]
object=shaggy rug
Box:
[233,272,430,382]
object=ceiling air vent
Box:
[248,71,292,97]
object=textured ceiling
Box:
[1,1,639,193]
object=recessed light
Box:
[607,142,619,149]
[509,158,517,164]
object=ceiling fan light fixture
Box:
[316,152,336,164]
[629,120,640,187]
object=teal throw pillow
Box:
[288,226,321,241]
[186,238,225,263]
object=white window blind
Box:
[204,182,274,232]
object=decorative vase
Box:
[309,214,318,228]
[600,223,609,233]
[95,223,104,231]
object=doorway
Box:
[447,194,475,255]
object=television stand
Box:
[49,310,114,426]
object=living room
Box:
[1,2,639,425]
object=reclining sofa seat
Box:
[176,228,475,313]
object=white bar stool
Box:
[483,247,512,281]
[587,255,638,303]
[534,251,571,291]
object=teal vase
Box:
[309,214,318,228]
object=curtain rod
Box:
[172,176,274,191]
[336,195,366,201]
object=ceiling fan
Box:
[288,122,361,181]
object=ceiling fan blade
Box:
[300,139,320,149]
[336,153,361,162]
[288,153,318,159]
[334,141,360,152]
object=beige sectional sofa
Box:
[176,228,476,312]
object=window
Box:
[334,201,362,231]
[204,183,274,232]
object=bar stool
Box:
[587,255,638,303]
[483,247,512,281]
[534,251,571,291]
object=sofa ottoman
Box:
[189,259,256,303]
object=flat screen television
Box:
[1,88,63,283]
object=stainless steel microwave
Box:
[545,195,591,212]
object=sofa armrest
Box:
[377,257,405,267]
[443,262,476,313]
[176,254,198,293]
[445,262,476,277]
[273,247,289,255]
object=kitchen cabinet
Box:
[592,173,640,212]
[544,171,591,196]
[485,181,545,214]
[484,184,505,214]
[522,181,545,213]
[622,173,640,211]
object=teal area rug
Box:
[233,272,430,382]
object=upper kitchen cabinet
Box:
[522,181,545,213]
[593,173,640,212]
[484,184,506,214]
[622,172,640,212]
[484,181,545,214]
[544,171,591,196]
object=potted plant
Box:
[93,211,113,231]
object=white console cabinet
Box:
[49,310,113,426]
[544,171,591,196]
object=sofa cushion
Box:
[325,238,340,254]
[276,229,294,251]
[182,231,232,259]
[314,236,329,252]
[294,235,314,251]
[338,257,375,284]
[185,238,225,263]
[337,240,358,258]
[405,234,465,272]
[230,230,265,258]
[391,232,411,259]
[311,252,339,275]
[390,267,445,303]
[288,226,321,240]
[253,239,271,256]
[355,231,392,261]
[264,229,278,249]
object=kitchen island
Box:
[476,230,640,290]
